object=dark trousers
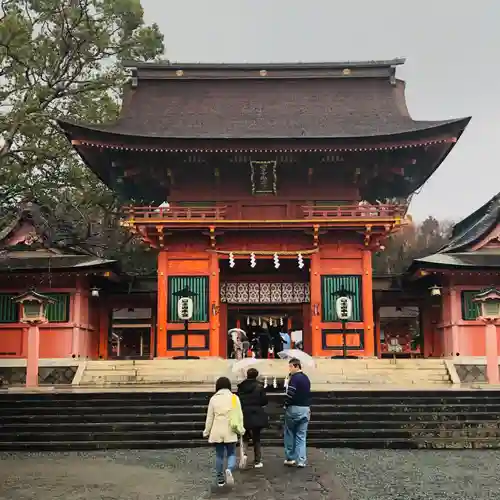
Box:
[243,428,262,463]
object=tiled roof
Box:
[58,59,469,140]
[0,254,116,272]
[439,193,500,253]
[59,80,467,140]
[413,251,500,269]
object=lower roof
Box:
[0,254,117,272]
[411,251,500,270]
[438,193,500,253]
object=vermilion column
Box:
[209,252,220,357]
[310,252,322,356]
[72,279,83,357]
[26,325,40,387]
[98,306,109,359]
[157,251,168,357]
[450,289,463,357]
[485,321,499,384]
[374,306,381,358]
[362,249,375,357]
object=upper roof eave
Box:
[122,58,407,81]
[57,116,471,144]
[124,58,406,70]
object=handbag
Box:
[230,394,245,436]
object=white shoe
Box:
[225,469,234,486]
[254,462,263,468]
[284,460,296,466]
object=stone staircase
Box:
[77,358,452,388]
[1,390,499,451]
[309,358,451,387]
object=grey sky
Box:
[142,0,500,222]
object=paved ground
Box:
[1,448,500,499]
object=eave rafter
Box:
[71,136,457,154]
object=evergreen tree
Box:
[0,0,164,274]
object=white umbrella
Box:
[228,328,248,342]
[278,349,316,369]
[231,357,264,373]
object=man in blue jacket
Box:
[283,358,311,467]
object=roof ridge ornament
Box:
[129,67,138,88]
[389,66,396,86]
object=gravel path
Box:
[323,449,500,500]
[1,448,499,499]
[0,448,347,499]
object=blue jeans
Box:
[215,443,236,480]
[284,406,310,465]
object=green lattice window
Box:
[45,293,70,323]
[168,276,209,323]
[321,275,362,322]
[0,294,18,323]
[461,291,481,320]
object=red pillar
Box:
[157,251,168,357]
[310,252,321,356]
[485,321,499,384]
[362,249,375,357]
[26,325,40,387]
[209,252,220,357]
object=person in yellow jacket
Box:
[203,376,245,487]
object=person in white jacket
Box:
[203,377,244,487]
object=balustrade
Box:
[125,203,406,222]
[301,204,406,219]
[127,205,227,220]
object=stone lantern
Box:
[12,290,55,387]
[473,287,500,385]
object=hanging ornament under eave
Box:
[258,317,262,326]
[273,252,280,269]
[247,316,250,325]
[229,252,235,268]
[250,252,256,268]
[297,253,304,269]
[280,317,284,326]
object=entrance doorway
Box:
[379,306,422,358]
[109,307,153,359]
[219,256,311,359]
[226,305,304,359]
[110,327,151,359]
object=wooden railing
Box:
[125,203,407,223]
[126,205,227,220]
[302,204,407,219]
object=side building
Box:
[406,193,500,363]
[0,201,118,378]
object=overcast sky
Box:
[142,0,500,222]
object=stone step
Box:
[78,359,452,387]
